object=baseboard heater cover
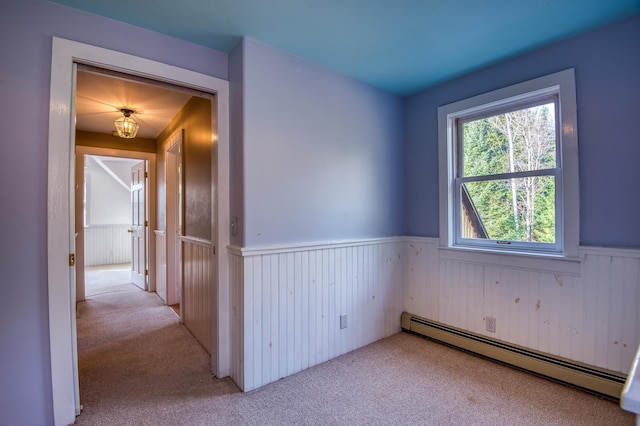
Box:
[401,312,626,399]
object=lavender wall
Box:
[229,41,245,246]
[241,39,404,247]
[404,15,640,248]
[0,1,227,424]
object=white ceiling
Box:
[75,69,193,139]
[86,155,141,187]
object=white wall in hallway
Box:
[84,156,131,226]
[84,224,131,266]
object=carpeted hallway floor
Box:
[75,268,633,425]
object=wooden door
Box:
[131,161,146,289]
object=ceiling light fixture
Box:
[114,108,139,139]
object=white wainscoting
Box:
[404,237,640,375]
[155,231,167,304]
[84,224,131,266]
[182,236,213,354]
[227,236,639,393]
[228,238,404,391]
[229,249,244,389]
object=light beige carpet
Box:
[75,282,633,425]
[84,263,133,298]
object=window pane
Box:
[462,102,556,177]
[461,176,555,243]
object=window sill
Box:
[439,245,581,276]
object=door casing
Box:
[47,37,230,426]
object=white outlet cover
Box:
[340,314,348,329]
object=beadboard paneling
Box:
[182,236,212,354]
[404,237,640,375]
[229,248,244,388]
[228,237,639,393]
[155,231,167,303]
[84,224,131,266]
[230,239,404,391]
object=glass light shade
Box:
[114,109,139,139]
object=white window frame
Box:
[438,69,579,270]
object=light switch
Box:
[231,216,238,236]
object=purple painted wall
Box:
[404,14,640,248]
[229,41,245,246]
[240,39,404,246]
[0,1,227,424]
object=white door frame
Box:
[47,37,230,426]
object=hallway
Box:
[75,275,239,424]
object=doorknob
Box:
[127,229,133,233]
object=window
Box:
[438,69,579,259]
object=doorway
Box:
[75,147,156,303]
[165,133,184,314]
[46,36,232,426]
[78,154,149,300]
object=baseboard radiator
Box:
[401,312,626,399]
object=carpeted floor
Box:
[75,270,633,425]
[84,263,134,298]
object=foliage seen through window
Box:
[459,102,557,244]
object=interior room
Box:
[1,1,639,424]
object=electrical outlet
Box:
[340,314,348,329]
[486,316,496,333]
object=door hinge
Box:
[145,220,148,227]
[145,269,148,276]
[69,253,75,266]
[144,171,148,178]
